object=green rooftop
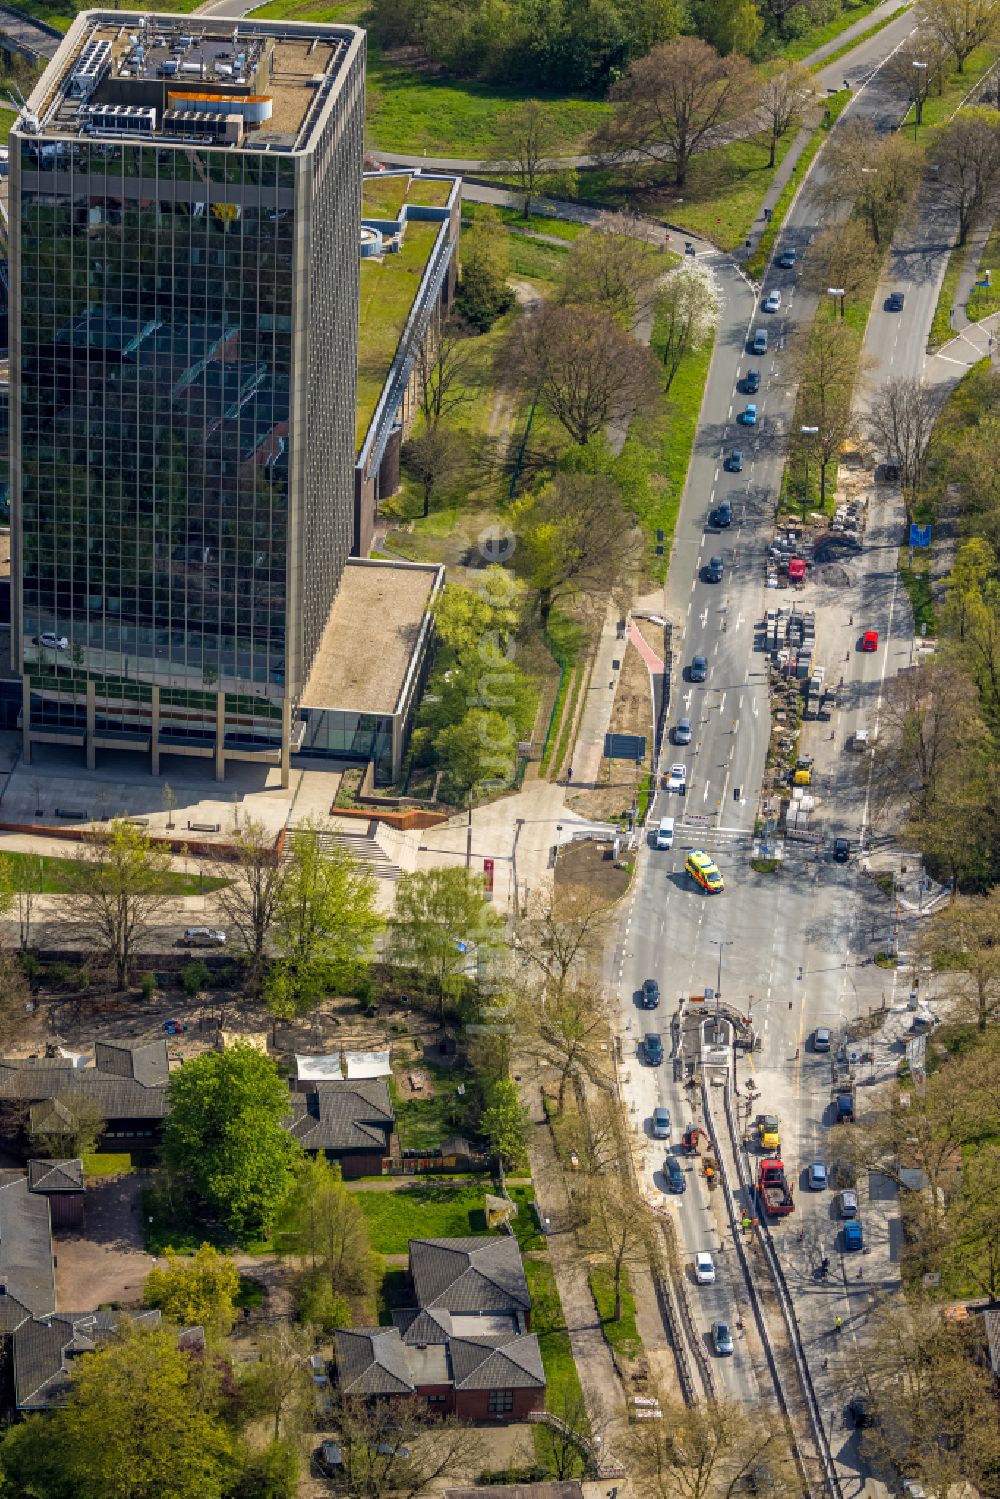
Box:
[357,219,444,451]
[361,172,455,221]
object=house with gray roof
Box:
[332,1235,544,1422]
[286,1077,395,1177]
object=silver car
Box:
[673,716,692,745]
[839,1189,859,1219]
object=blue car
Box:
[808,1162,828,1191]
[843,1220,864,1252]
[740,404,757,426]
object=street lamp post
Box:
[912,61,928,136]
[827,286,846,319]
[711,938,734,1007]
[800,425,819,518]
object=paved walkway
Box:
[949,201,998,333]
[926,310,1000,390]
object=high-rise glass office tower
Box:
[11,12,364,784]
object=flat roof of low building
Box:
[357,218,444,451]
[302,559,441,718]
[21,11,360,153]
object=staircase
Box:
[285,820,402,880]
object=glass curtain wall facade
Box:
[11,20,364,783]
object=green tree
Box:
[164,1044,300,1240]
[436,706,521,800]
[432,570,522,656]
[28,1093,106,1159]
[238,1325,315,1444]
[456,209,514,331]
[287,1156,378,1304]
[512,470,640,626]
[481,1077,531,1167]
[401,423,469,518]
[655,266,715,392]
[0,1325,237,1499]
[64,819,172,988]
[696,0,763,56]
[211,819,286,994]
[144,1244,241,1331]
[391,868,503,1018]
[266,821,382,1017]
[561,215,663,325]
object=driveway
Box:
[55,1173,152,1309]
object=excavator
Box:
[681,1126,710,1154]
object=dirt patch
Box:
[567,636,655,822]
[55,1173,150,1309]
[396,1066,434,1100]
[554,838,631,913]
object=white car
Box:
[667,764,687,793]
[182,927,226,947]
[695,1252,716,1284]
[35,633,68,650]
[763,289,781,313]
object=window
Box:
[426,1394,446,1404]
[488,1390,513,1415]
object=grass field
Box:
[524,1257,588,1425]
[82,1153,134,1176]
[588,1260,642,1360]
[966,216,1000,322]
[355,1181,545,1253]
[0,850,227,897]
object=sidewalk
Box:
[570,604,627,788]
[947,202,997,333]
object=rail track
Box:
[702,1074,844,1499]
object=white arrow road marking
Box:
[700,608,709,628]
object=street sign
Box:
[483,857,494,893]
[909,523,932,547]
[604,733,646,763]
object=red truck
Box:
[757,1158,794,1216]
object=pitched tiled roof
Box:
[0,1176,55,1318]
[333,1327,415,1395]
[94,1039,169,1088]
[449,1334,545,1391]
[27,1159,84,1193]
[393,1306,453,1345]
[13,1309,162,1410]
[287,1078,394,1154]
[409,1237,531,1314]
[0,1062,168,1120]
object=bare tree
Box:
[757,63,813,168]
[513,887,613,993]
[870,654,987,809]
[414,312,479,431]
[811,119,917,246]
[519,980,613,1111]
[787,318,861,507]
[211,819,286,994]
[588,1176,648,1323]
[401,423,469,518]
[917,0,1000,71]
[596,36,758,188]
[511,470,642,626]
[917,890,1000,1030]
[931,107,1000,245]
[63,819,173,989]
[238,1323,315,1442]
[494,99,566,216]
[332,1396,483,1499]
[863,375,943,506]
[562,214,664,324]
[885,34,949,121]
[0,950,32,1052]
[803,220,877,307]
[535,1384,606,1480]
[502,302,659,446]
[627,1396,794,1499]
[656,266,716,391]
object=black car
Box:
[833,837,850,863]
[777,248,797,269]
[712,500,733,528]
[725,449,744,473]
[641,978,660,1009]
[706,555,724,583]
[886,291,905,312]
[690,654,708,682]
[644,1033,664,1066]
[743,369,760,393]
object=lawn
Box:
[389,1058,475,1153]
[588,1260,642,1360]
[355,1181,545,1253]
[461,202,585,241]
[0,850,227,897]
[357,219,444,448]
[900,559,936,635]
[966,215,1000,323]
[18,0,202,27]
[82,1152,133,1176]
[929,240,964,347]
[524,1257,587,1414]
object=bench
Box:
[187,821,221,833]
[54,807,88,819]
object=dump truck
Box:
[755,1114,780,1151]
[757,1158,794,1216]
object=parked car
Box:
[725,449,744,472]
[833,837,850,864]
[861,629,879,652]
[673,716,692,746]
[667,764,687,792]
[641,978,661,1009]
[808,1162,828,1191]
[752,328,769,354]
[835,1092,856,1122]
[742,368,760,393]
[695,1251,716,1284]
[712,1321,734,1355]
[690,654,708,682]
[777,248,797,269]
[763,289,782,312]
[34,633,68,650]
[706,555,724,583]
[653,1106,671,1139]
[886,291,905,311]
[839,1189,859,1218]
[740,403,758,426]
[843,1219,864,1251]
[712,500,733,528]
[182,927,226,947]
[644,1033,664,1066]
[813,1026,831,1052]
[665,1155,686,1193]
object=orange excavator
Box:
[682,1126,710,1154]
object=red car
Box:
[861,629,879,652]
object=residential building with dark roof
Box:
[332,1235,544,1422]
[286,1077,395,1176]
[0,1040,170,1153]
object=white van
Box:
[655,817,674,850]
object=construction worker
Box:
[835,1316,843,1334]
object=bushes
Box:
[180,959,210,996]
